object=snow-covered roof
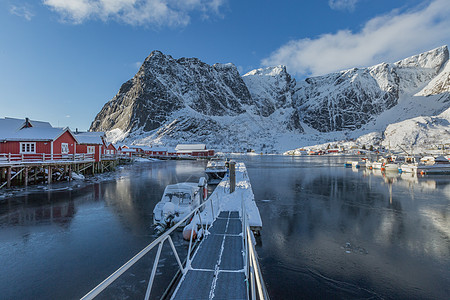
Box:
[75,132,105,145]
[0,127,74,142]
[175,144,206,151]
[0,117,53,140]
[150,147,168,152]
[131,145,152,151]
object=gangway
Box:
[81,162,268,300]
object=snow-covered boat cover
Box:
[199,162,262,228]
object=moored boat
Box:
[205,158,228,184]
[417,156,450,174]
[401,155,450,174]
[153,178,208,233]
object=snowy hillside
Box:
[382,107,450,150]
[295,46,448,132]
[91,46,450,153]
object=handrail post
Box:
[81,196,217,300]
[167,235,184,272]
[144,240,164,300]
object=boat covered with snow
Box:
[204,158,227,184]
[153,178,207,233]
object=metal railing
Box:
[81,195,216,300]
[242,189,270,300]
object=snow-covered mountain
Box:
[90,46,450,152]
[295,46,448,132]
[91,51,303,151]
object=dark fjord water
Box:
[0,156,449,299]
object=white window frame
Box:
[20,142,36,154]
[87,146,96,154]
[61,143,69,154]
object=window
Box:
[87,146,95,154]
[61,143,69,154]
[20,142,36,154]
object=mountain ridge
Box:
[90,45,450,152]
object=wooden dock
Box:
[0,156,128,189]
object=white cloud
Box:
[43,0,226,26]
[328,0,359,12]
[262,0,450,77]
[10,4,35,21]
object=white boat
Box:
[371,161,383,169]
[153,178,207,232]
[351,160,366,168]
[371,155,400,173]
[401,156,450,174]
[416,156,450,174]
[382,163,399,172]
[205,158,228,184]
[400,163,418,173]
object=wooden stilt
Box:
[7,166,12,188]
[24,167,28,187]
[48,166,52,184]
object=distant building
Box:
[175,144,214,157]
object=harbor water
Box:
[0,156,449,299]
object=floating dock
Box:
[172,211,246,299]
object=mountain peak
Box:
[395,45,448,70]
[243,65,287,77]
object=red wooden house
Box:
[175,144,214,157]
[74,132,105,162]
[104,143,117,156]
[0,117,78,161]
[149,147,168,156]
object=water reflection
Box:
[0,157,448,300]
[0,160,207,300]
[242,155,450,300]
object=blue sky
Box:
[1,0,449,131]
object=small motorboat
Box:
[153,177,207,233]
[345,158,367,168]
[205,158,228,184]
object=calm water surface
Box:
[0,156,449,299]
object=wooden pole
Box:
[48,166,52,184]
[229,161,236,193]
[24,167,28,187]
[7,166,12,188]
